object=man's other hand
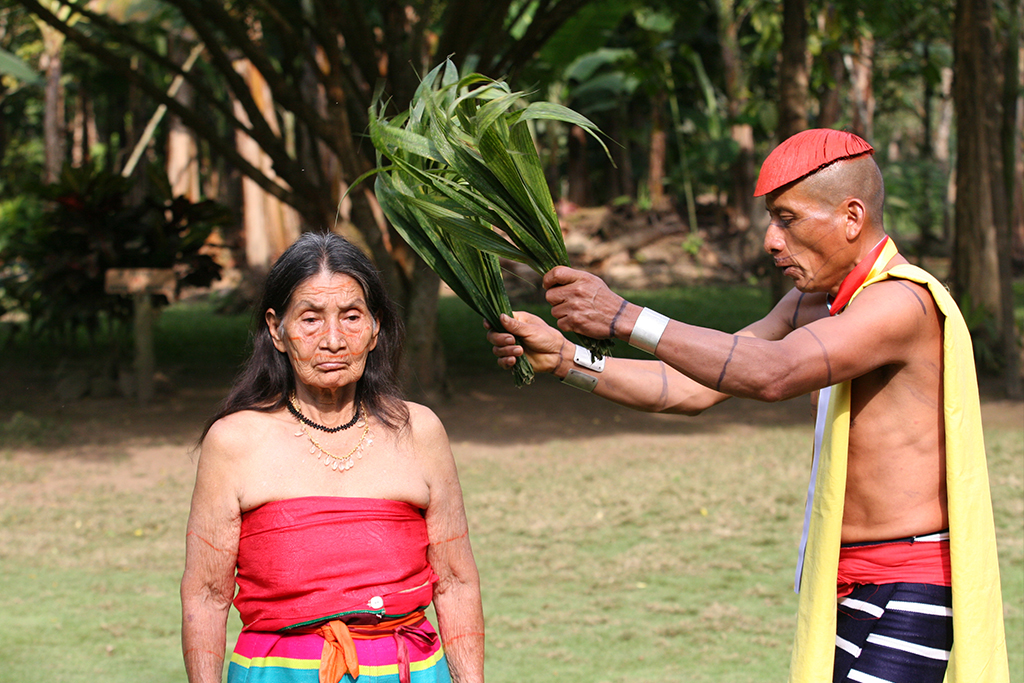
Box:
[543,266,635,341]
[485,312,569,375]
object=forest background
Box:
[0,1,1022,681]
[0,0,1021,399]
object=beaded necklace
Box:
[287,392,373,472]
[287,392,360,432]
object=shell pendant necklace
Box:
[288,392,373,472]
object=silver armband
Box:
[573,344,605,372]
[561,368,598,392]
[628,307,670,354]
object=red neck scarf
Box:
[828,236,894,315]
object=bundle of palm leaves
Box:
[359,59,613,386]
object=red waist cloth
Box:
[837,536,951,599]
[234,496,437,632]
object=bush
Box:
[0,162,233,349]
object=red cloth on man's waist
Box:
[837,536,951,599]
[234,496,437,632]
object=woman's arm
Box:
[413,405,485,683]
[180,421,243,683]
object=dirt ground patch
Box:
[2,367,1020,491]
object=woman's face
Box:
[267,271,378,393]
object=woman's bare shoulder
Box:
[403,400,446,429]
[398,401,450,450]
[202,409,282,459]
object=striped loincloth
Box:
[833,531,953,682]
[834,583,953,683]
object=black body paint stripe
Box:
[716,336,740,391]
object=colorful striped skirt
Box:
[227,618,451,683]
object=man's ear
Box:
[266,309,287,352]
[843,197,867,241]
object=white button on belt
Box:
[368,596,384,609]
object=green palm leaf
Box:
[355,58,616,385]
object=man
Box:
[487,129,1008,683]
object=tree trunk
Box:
[40,25,65,182]
[167,42,200,201]
[999,0,1022,397]
[1011,42,1024,269]
[647,96,669,211]
[731,122,761,260]
[952,0,1007,381]
[846,30,876,141]
[936,67,955,245]
[766,0,810,302]
[400,260,445,404]
[778,0,809,140]
[816,4,844,129]
[168,114,200,201]
[234,60,301,270]
[1003,4,1023,268]
[916,41,940,256]
[70,87,94,167]
[718,0,759,267]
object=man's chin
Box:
[786,274,817,293]
[791,280,830,295]
[779,268,805,289]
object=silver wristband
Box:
[573,344,605,372]
[561,368,598,392]
[628,307,670,354]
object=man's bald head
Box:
[796,154,885,225]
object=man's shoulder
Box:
[866,264,953,306]
[841,277,944,366]
[857,274,942,317]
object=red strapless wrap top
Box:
[233,496,438,632]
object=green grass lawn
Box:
[1,404,1019,682]
[1,282,1021,682]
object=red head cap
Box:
[753,129,874,197]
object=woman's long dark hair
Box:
[199,232,408,442]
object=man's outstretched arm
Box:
[487,276,820,413]
[488,311,730,415]
[541,266,926,403]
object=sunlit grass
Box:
[460,427,808,682]
[1,410,1019,682]
[0,283,1020,682]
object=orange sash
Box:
[315,611,433,683]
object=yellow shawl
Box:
[789,260,1009,683]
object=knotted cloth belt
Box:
[314,611,435,683]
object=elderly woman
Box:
[181,232,484,683]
